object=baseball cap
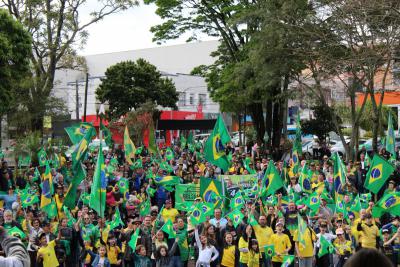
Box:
[336,228,344,235]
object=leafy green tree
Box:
[1,0,137,130]
[0,9,31,116]
[96,59,178,119]
[301,105,339,142]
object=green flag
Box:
[153,176,180,187]
[226,209,244,228]
[71,127,95,169]
[159,161,173,173]
[165,147,175,161]
[264,244,275,259]
[109,207,124,231]
[37,149,47,167]
[124,126,136,165]
[297,214,307,250]
[386,112,396,159]
[139,199,151,217]
[335,200,347,217]
[21,193,39,208]
[63,206,77,227]
[65,122,95,145]
[100,122,112,147]
[299,163,312,194]
[32,168,41,182]
[248,213,258,226]
[262,161,284,196]
[372,192,400,218]
[282,255,295,267]
[131,159,143,170]
[161,219,176,238]
[200,177,223,208]
[117,178,129,196]
[43,200,58,219]
[148,122,157,154]
[230,191,245,210]
[364,154,395,194]
[304,191,321,211]
[89,144,107,217]
[18,154,31,168]
[7,226,26,239]
[318,235,334,257]
[204,115,231,172]
[128,228,140,250]
[180,135,187,148]
[243,158,256,174]
[63,163,86,209]
[190,204,208,226]
[332,152,347,195]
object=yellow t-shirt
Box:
[161,208,179,223]
[293,228,316,258]
[239,237,249,263]
[252,225,273,248]
[221,245,236,267]
[333,239,352,255]
[247,250,260,267]
[38,240,59,267]
[358,223,380,249]
[270,233,291,262]
[107,245,121,264]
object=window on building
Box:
[189,93,194,105]
[178,92,186,106]
[199,94,206,105]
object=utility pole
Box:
[75,80,79,120]
[83,72,89,122]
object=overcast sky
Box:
[79,2,215,55]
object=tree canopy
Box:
[0,9,31,116]
[96,59,179,119]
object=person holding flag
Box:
[270,221,291,267]
[293,215,317,267]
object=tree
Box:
[96,59,178,119]
[301,105,339,141]
[0,9,31,116]
[1,0,137,130]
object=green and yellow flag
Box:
[161,219,176,238]
[128,228,140,250]
[89,143,107,217]
[364,154,395,194]
[71,126,95,168]
[318,235,334,257]
[372,192,400,217]
[148,122,157,154]
[63,163,86,209]
[332,152,346,195]
[264,244,275,259]
[7,226,26,239]
[100,122,112,147]
[299,164,312,194]
[227,209,244,228]
[109,207,124,231]
[124,126,136,165]
[37,149,47,167]
[165,147,174,161]
[200,177,223,208]
[40,163,53,208]
[386,112,396,160]
[262,161,284,196]
[204,115,231,172]
[282,255,295,267]
[190,204,207,226]
[65,122,95,145]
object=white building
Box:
[53,41,221,120]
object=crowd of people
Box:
[0,132,398,267]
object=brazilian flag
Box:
[7,226,26,239]
[65,122,95,145]
[226,209,244,228]
[71,127,95,169]
[230,191,245,210]
[161,219,176,238]
[282,255,295,267]
[37,149,47,167]
[304,191,320,211]
[21,193,39,208]
[190,205,207,225]
[264,244,275,259]
[197,202,214,217]
[165,147,174,161]
[262,160,284,196]
[153,176,180,187]
[200,177,223,208]
[372,192,400,217]
[332,152,346,195]
[204,115,231,172]
[299,163,312,194]
[364,154,395,194]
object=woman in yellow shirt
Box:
[333,228,353,267]
[239,225,253,266]
[220,232,238,267]
[270,222,291,267]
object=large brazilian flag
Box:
[364,154,395,194]
[204,115,231,172]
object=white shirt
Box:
[195,228,219,265]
